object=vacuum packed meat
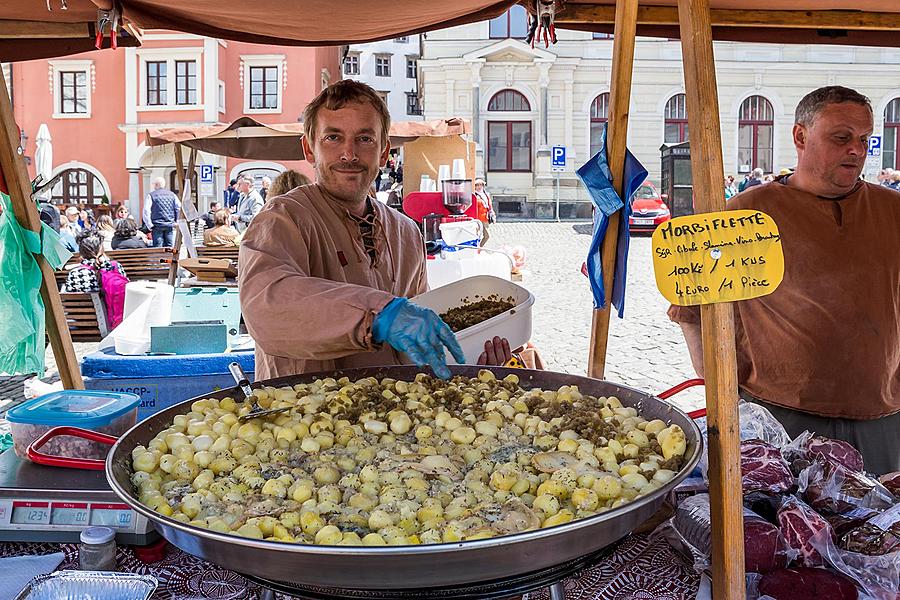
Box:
[758,566,858,600]
[777,496,833,566]
[741,439,794,494]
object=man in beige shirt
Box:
[240,80,509,381]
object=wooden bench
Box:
[55,247,174,287]
[196,245,239,264]
[60,292,109,342]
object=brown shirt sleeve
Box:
[667,304,700,325]
[239,203,395,362]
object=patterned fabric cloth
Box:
[63,259,127,293]
[0,533,700,600]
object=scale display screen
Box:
[89,503,134,528]
[10,501,50,526]
[50,502,90,526]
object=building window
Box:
[394,36,409,43]
[489,4,528,39]
[249,66,278,110]
[488,121,531,172]
[59,71,88,114]
[344,53,359,76]
[589,93,609,157]
[406,56,417,79]
[488,89,530,112]
[375,55,391,77]
[146,61,167,106]
[50,168,106,206]
[738,95,774,173]
[406,92,421,116]
[175,60,197,106]
[664,93,689,144]
[218,80,225,113]
[592,32,613,39]
[884,97,900,170]
[376,91,389,104]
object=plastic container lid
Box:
[80,526,116,545]
[6,390,140,428]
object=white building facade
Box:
[345,36,424,123]
[420,6,900,218]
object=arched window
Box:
[51,168,107,206]
[738,95,774,173]
[664,94,689,144]
[489,4,528,39]
[589,93,609,157]
[487,89,531,172]
[488,89,530,112]
[884,97,900,170]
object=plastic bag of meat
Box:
[878,472,900,497]
[696,401,791,480]
[808,504,900,600]
[742,439,795,494]
[799,460,897,516]
[776,496,834,566]
[757,567,858,600]
[669,493,792,574]
[783,431,865,473]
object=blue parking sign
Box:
[200,164,214,183]
[551,146,566,171]
[868,136,881,157]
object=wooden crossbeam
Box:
[0,19,91,39]
[558,6,900,31]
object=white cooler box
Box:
[410,275,534,364]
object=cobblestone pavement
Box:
[32,222,705,415]
[487,222,706,413]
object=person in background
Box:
[744,167,765,189]
[142,177,181,247]
[260,176,272,201]
[58,220,78,253]
[111,217,148,250]
[38,199,60,232]
[763,174,776,184]
[268,170,310,197]
[77,205,95,230]
[113,204,130,224]
[64,229,128,293]
[724,174,737,200]
[204,209,241,247]
[223,178,240,210]
[234,175,263,232]
[890,170,900,191]
[877,168,894,187]
[64,206,82,233]
[473,177,495,247]
[96,215,116,251]
[202,201,220,229]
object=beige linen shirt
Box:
[239,184,427,380]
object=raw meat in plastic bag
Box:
[808,504,900,600]
[800,432,864,472]
[800,460,896,516]
[878,471,900,497]
[777,496,834,566]
[742,439,795,494]
[757,567,858,600]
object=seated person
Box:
[58,220,78,253]
[268,169,311,197]
[111,217,149,250]
[65,229,129,294]
[203,209,241,247]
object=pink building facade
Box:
[11,32,340,220]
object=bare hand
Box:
[477,336,512,366]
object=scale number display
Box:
[90,503,134,529]
[11,501,50,525]
[51,502,90,526]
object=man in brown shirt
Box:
[240,81,509,382]
[669,86,900,474]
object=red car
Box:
[628,182,671,233]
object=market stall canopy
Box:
[3,0,900,62]
[144,117,472,160]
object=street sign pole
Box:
[555,171,560,221]
[551,145,566,221]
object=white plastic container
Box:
[410,275,534,364]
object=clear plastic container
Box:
[79,526,117,571]
[6,390,139,460]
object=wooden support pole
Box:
[676,0,745,597]
[0,64,83,389]
[167,144,195,286]
[587,0,638,379]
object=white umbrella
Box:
[34,123,53,200]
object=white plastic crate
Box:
[410,275,534,364]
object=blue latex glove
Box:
[373,298,466,379]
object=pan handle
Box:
[26,426,118,470]
[657,378,708,420]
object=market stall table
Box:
[0,533,700,600]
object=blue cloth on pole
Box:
[575,124,648,315]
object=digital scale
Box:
[0,449,156,544]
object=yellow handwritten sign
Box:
[651,209,784,306]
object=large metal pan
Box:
[106,366,702,590]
